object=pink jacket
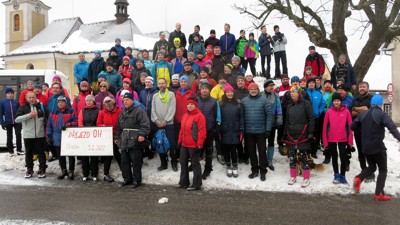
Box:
[322,105,353,147]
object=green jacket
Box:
[235,37,248,57]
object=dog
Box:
[296,152,325,176]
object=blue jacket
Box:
[262,91,283,128]
[330,93,353,110]
[242,93,273,134]
[219,33,236,55]
[73,60,89,83]
[105,69,123,91]
[47,94,72,114]
[220,100,244,144]
[198,96,221,132]
[110,45,126,59]
[139,87,157,119]
[188,41,206,57]
[306,88,325,119]
[0,98,19,125]
[47,107,77,147]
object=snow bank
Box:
[1,129,399,196]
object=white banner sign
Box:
[61,126,113,156]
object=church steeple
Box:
[114,0,129,24]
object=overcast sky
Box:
[0,0,391,83]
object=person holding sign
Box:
[96,96,122,182]
[115,92,150,188]
[48,96,78,180]
[78,95,100,181]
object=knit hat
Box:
[337,78,345,84]
[264,79,274,88]
[290,85,302,93]
[123,92,134,100]
[224,84,234,93]
[309,45,316,50]
[200,82,211,90]
[305,66,312,71]
[280,74,289,79]
[140,72,148,77]
[183,61,191,66]
[123,78,131,85]
[245,73,253,78]
[103,96,115,105]
[106,61,114,67]
[100,81,109,89]
[53,75,61,82]
[206,45,213,49]
[371,93,383,106]
[57,96,67,102]
[248,83,259,91]
[291,76,300,83]
[123,56,130,61]
[145,76,154,85]
[26,80,34,85]
[232,56,241,63]
[307,78,316,86]
[115,38,121,42]
[187,97,198,107]
[94,50,101,56]
[85,95,95,102]
[159,31,165,36]
[201,67,210,74]
[210,29,216,34]
[173,37,181,43]
[331,92,342,102]
[225,63,233,70]
[205,60,213,66]
[80,81,89,88]
[34,83,42,89]
[5,88,14,94]
[324,80,333,85]
[120,90,130,96]
[300,78,307,84]
[172,74,180,80]
[110,47,118,54]
[249,32,254,37]
[136,58,144,63]
[157,51,165,57]
[188,52,195,57]
[336,84,347,91]
[236,75,245,81]
[179,75,189,83]
[98,71,107,79]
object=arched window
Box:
[13,14,20,32]
[26,63,34,70]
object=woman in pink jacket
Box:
[322,92,353,185]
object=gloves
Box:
[61,125,67,131]
[1,124,6,130]
[265,131,270,139]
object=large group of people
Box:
[1,22,399,201]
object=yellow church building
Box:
[2,0,157,95]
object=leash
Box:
[282,123,309,149]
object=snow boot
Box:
[260,173,266,181]
[288,168,297,185]
[57,169,68,179]
[248,172,259,179]
[25,169,33,178]
[217,155,225,165]
[67,170,74,180]
[202,167,212,180]
[171,161,178,172]
[38,168,46,178]
[232,167,238,178]
[103,175,114,182]
[226,166,233,178]
[374,194,391,201]
[353,177,362,193]
[301,169,311,188]
[333,173,341,184]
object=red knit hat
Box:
[187,97,198,108]
[223,84,234,93]
[123,56,130,61]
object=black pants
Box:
[144,122,156,158]
[214,128,222,156]
[247,58,257,76]
[103,143,122,175]
[222,144,238,167]
[246,133,267,175]
[311,116,323,155]
[24,138,46,170]
[179,147,202,188]
[239,56,249,72]
[203,131,214,170]
[274,51,288,77]
[171,123,181,163]
[356,151,387,195]
[121,147,143,183]
[354,132,367,170]
[55,147,75,171]
[237,139,249,161]
[328,142,347,176]
[5,123,22,153]
[277,124,284,147]
[261,54,272,78]
[224,53,234,63]
[82,156,99,177]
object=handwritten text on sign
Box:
[61,126,113,156]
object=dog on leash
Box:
[296,152,325,176]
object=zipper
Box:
[10,100,14,124]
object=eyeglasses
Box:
[100,86,107,88]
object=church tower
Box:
[3,0,51,53]
[114,0,129,24]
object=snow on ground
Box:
[0,220,70,225]
[1,129,400,197]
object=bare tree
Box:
[235,0,400,81]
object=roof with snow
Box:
[5,17,160,55]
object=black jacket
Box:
[258,33,274,56]
[153,40,170,60]
[234,88,249,101]
[88,57,106,84]
[168,30,187,48]
[131,67,151,91]
[212,54,227,77]
[106,55,122,71]
[350,94,372,119]
[204,37,219,48]
[220,100,244,145]
[188,33,204,45]
[351,106,400,155]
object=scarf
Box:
[179,87,187,96]
[158,90,170,103]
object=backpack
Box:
[152,129,170,154]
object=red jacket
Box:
[174,88,193,123]
[118,64,134,80]
[178,108,207,148]
[36,93,48,107]
[274,84,291,99]
[304,53,325,76]
[73,91,90,116]
[96,106,122,134]
[322,105,353,147]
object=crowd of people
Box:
[1,22,399,200]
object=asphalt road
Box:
[0,181,399,225]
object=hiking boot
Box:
[248,172,259,179]
[268,161,275,171]
[333,173,341,184]
[244,159,249,165]
[301,179,310,188]
[67,170,74,180]
[171,161,178,172]
[83,177,89,182]
[374,194,391,201]
[119,180,133,186]
[288,177,297,185]
[260,173,266,181]
[217,155,225,165]
[157,165,168,171]
[232,167,238,178]
[201,168,212,180]
[25,169,33,178]
[175,184,189,189]
[353,177,362,193]
[340,175,348,185]
[226,167,233,178]
[37,169,46,178]
[104,175,114,182]
[132,182,142,189]
[57,169,68,179]
[91,176,98,182]
[187,186,201,191]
